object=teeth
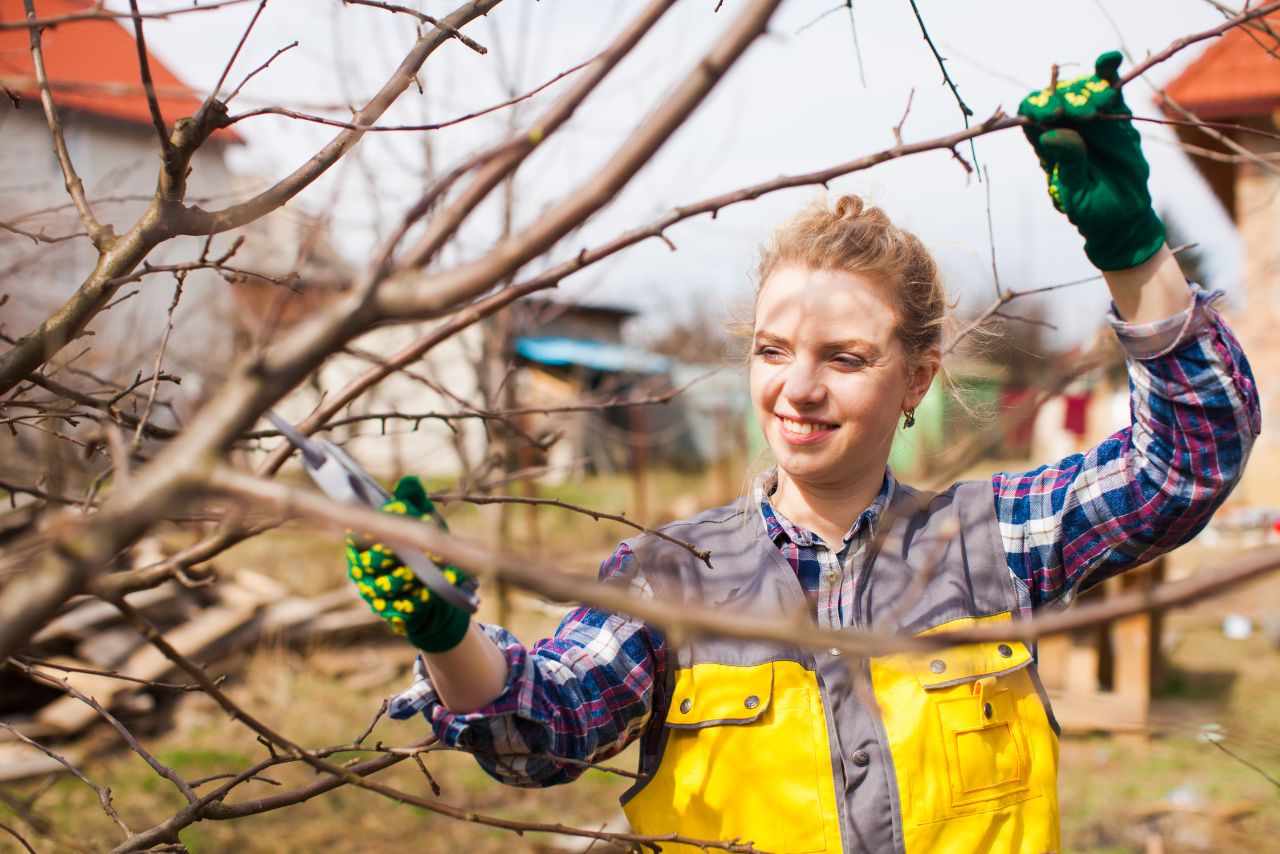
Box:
[780,417,831,435]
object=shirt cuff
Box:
[1106,282,1224,360]
[386,622,524,725]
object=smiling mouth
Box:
[778,416,837,437]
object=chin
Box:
[776,456,849,485]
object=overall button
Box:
[929,659,947,674]
[744,695,760,710]
[679,698,692,714]
[983,702,994,720]
[851,750,871,767]
[996,643,1013,658]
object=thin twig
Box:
[892,87,915,145]
[126,0,171,149]
[0,721,133,838]
[229,54,592,130]
[210,0,269,100]
[340,0,488,54]
[433,492,712,566]
[1118,0,1280,86]
[0,219,85,245]
[10,655,216,693]
[354,699,386,746]
[224,41,299,105]
[132,276,185,447]
[904,0,978,170]
[794,3,842,35]
[1211,741,1280,792]
[844,1,866,87]
[0,0,260,30]
[0,822,37,854]
[983,164,1000,297]
[12,660,198,803]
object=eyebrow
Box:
[821,338,879,352]
[753,331,880,353]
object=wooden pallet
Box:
[1037,557,1165,741]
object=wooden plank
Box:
[0,743,70,783]
[1066,646,1100,694]
[1035,635,1070,692]
[34,573,273,735]
[75,626,144,667]
[1047,691,1148,734]
[259,588,352,632]
[30,583,181,644]
[289,605,384,642]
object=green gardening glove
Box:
[345,475,470,653]
[1018,51,1166,271]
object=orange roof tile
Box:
[0,0,239,141]
[1165,15,1280,120]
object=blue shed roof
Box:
[515,336,670,374]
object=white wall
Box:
[0,108,238,419]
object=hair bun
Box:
[833,195,866,219]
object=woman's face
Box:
[748,265,937,495]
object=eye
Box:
[753,345,786,361]
[833,354,868,370]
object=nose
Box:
[780,357,825,408]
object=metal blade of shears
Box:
[265,410,479,614]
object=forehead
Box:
[754,266,899,344]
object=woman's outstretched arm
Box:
[420,622,511,712]
[386,544,667,788]
[994,53,1261,612]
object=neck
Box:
[771,468,886,547]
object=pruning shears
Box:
[265,410,480,614]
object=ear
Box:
[904,347,941,410]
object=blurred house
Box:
[0,0,242,398]
[512,298,745,482]
[1165,21,1280,504]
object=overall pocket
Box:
[901,637,1039,824]
[623,660,838,853]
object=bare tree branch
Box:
[10,658,199,803]
[105,596,767,854]
[177,0,502,236]
[339,0,489,54]
[125,0,171,150]
[0,721,133,839]
[227,54,595,131]
[0,0,261,31]
[0,822,37,854]
[20,0,109,248]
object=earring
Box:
[902,408,916,429]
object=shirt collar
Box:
[755,467,897,549]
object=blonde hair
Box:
[755,195,947,364]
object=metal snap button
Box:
[829,647,842,657]
[929,659,946,674]
[996,644,1013,658]
[983,702,994,720]
[851,750,870,767]
[679,698,692,714]
[744,695,760,710]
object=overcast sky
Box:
[143,0,1241,347]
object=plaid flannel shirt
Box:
[388,283,1259,788]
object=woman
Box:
[348,54,1259,852]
